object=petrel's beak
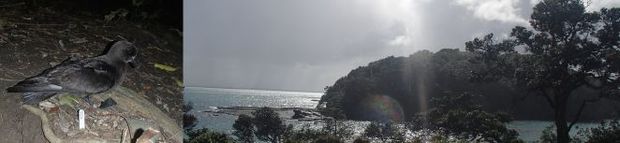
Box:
[126,46,139,68]
[128,57,140,68]
[127,57,140,68]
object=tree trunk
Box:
[555,96,569,143]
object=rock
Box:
[292,109,312,119]
[163,103,169,112]
[135,128,161,143]
[38,101,58,113]
[292,109,323,120]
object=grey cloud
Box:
[184,0,542,91]
[454,0,529,24]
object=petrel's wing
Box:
[6,57,81,104]
[50,59,119,94]
[6,56,118,94]
[6,57,80,93]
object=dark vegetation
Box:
[583,119,620,142]
[426,92,520,142]
[185,106,522,142]
[183,102,197,130]
[183,103,235,143]
[25,0,182,29]
[249,107,290,143]
[318,0,620,142]
[185,128,235,143]
[362,121,405,143]
[183,104,348,143]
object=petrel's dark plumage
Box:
[6,40,138,104]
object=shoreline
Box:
[201,106,611,123]
[202,106,327,121]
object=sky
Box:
[184,0,620,92]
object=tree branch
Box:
[542,90,556,110]
[583,75,605,90]
[568,99,599,130]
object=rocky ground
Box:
[0,1,182,143]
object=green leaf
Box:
[154,63,177,72]
[174,78,183,87]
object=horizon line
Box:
[184,86,324,93]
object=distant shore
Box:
[202,106,327,121]
[185,86,324,93]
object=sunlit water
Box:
[184,87,600,142]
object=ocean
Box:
[184,87,600,142]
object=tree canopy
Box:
[466,0,620,142]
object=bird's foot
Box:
[99,98,117,109]
[82,95,95,107]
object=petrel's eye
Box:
[126,48,137,57]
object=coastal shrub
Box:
[183,114,198,130]
[185,128,234,143]
[283,121,355,143]
[322,119,354,139]
[252,107,288,143]
[363,121,406,143]
[539,125,596,143]
[183,102,197,130]
[233,114,255,143]
[585,120,620,142]
[235,107,349,143]
[352,137,370,143]
[283,124,325,143]
[313,135,343,143]
[539,125,558,143]
[428,92,521,142]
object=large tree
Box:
[466,0,620,142]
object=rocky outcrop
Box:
[292,109,322,119]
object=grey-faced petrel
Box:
[6,40,138,105]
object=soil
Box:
[0,1,183,143]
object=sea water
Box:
[184,87,323,134]
[184,87,600,142]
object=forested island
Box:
[317,49,618,122]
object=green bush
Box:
[185,128,234,143]
[363,121,405,143]
[428,92,521,142]
[233,114,255,143]
[585,120,620,142]
[252,107,288,143]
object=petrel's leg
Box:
[99,98,117,109]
